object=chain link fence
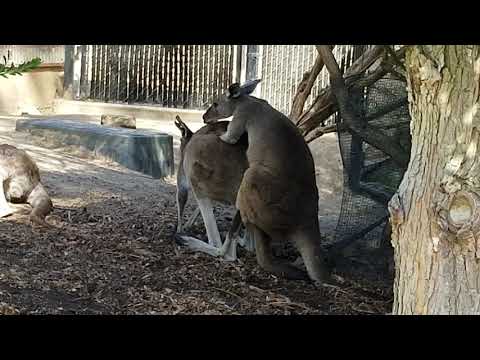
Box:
[80,45,236,110]
[258,45,357,120]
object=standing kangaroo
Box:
[203,80,330,284]
[0,144,53,227]
[174,116,253,260]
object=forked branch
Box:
[315,45,409,168]
[290,45,335,121]
[293,45,408,143]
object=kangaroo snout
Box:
[202,112,214,124]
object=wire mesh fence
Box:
[78,44,367,118]
[84,45,236,110]
[259,45,357,120]
[333,73,410,256]
[77,44,379,122]
[19,44,409,264]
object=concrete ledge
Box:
[16,118,174,179]
[54,99,204,123]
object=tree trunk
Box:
[389,45,480,314]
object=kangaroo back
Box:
[182,121,248,204]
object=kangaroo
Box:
[174,116,253,260]
[0,144,53,227]
[203,79,330,284]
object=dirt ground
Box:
[0,116,393,315]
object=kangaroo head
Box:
[174,115,194,155]
[203,79,261,124]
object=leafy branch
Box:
[0,57,42,78]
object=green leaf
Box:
[0,57,42,78]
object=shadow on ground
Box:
[1,167,393,315]
[0,117,393,315]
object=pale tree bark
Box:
[389,45,480,314]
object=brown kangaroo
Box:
[203,79,330,284]
[174,116,253,260]
[0,144,53,227]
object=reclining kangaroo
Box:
[203,80,330,284]
[174,116,254,260]
[0,144,53,227]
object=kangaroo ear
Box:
[240,79,261,96]
[174,115,193,138]
[227,83,241,98]
[174,115,184,132]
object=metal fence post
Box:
[63,45,74,100]
[246,45,263,97]
[79,45,91,99]
[235,45,263,96]
[232,45,242,84]
[64,45,83,100]
[239,45,248,84]
[256,45,263,97]
[72,45,83,99]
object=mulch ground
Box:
[0,123,394,315]
[0,188,393,315]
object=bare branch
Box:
[304,123,339,143]
[315,45,409,168]
[298,60,391,138]
[290,45,335,121]
[296,45,385,128]
[297,45,408,143]
[383,45,406,71]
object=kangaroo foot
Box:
[312,274,345,289]
[30,214,54,229]
[238,230,255,253]
[175,233,233,260]
[264,262,310,281]
[292,256,305,269]
[0,206,15,218]
[10,204,31,215]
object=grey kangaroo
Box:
[174,116,253,261]
[203,79,330,284]
[0,144,53,227]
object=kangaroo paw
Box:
[30,214,55,229]
[312,274,343,289]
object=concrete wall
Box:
[0,66,64,116]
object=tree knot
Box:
[388,193,405,227]
[437,190,480,258]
